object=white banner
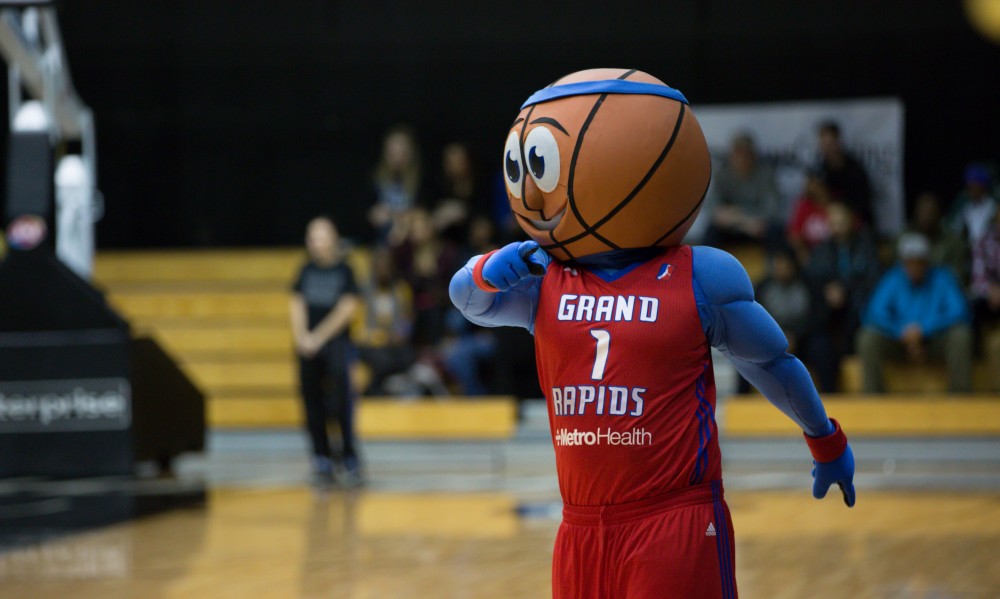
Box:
[693,97,905,236]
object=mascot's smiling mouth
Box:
[529,206,566,231]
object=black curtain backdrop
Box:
[4,0,999,247]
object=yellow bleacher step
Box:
[144,326,293,355]
[209,396,518,439]
[358,397,518,439]
[724,395,1000,437]
[94,249,306,283]
[207,397,302,427]
[180,359,297,390]
[107,290,290,319]
[95,247,370,284]
[840,356,993,393]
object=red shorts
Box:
[553,480,737,599]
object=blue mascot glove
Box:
[473,241,547,292]
[804,418,856,507]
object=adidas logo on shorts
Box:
[705,522,717,537]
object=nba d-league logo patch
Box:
[657,264,674,281]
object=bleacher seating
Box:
[724,394,1000,436]
[727,244,995,395]
[839,356,994,394]
[95,245,992,439]
[95,248,307,430]
[93,248,518,439]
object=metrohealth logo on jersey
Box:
[554,427,653,447]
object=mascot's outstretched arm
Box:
[692,245,856,506]
[449,240,550,333]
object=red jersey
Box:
[533,246,720,506]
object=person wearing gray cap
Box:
[856,232,973,393]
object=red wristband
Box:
[804,418,848,463]
[472,250,500,292]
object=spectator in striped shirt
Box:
[971,210,1000,391]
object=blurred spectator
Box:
[756,248,812,354]
[432,142,482,247]
[804,202,881,391]
[430,144,501,395]
[486,165,526,246]
[368,125,422,243]
[856,233,972,393]
[754,247,834,391]
[816,121,873,226]
[971,210,1000,391]
[441,308,497,395]
[354,248,417,395]
[439,201,501,395]
[390,208,461,348]
[466,216,498,258]
[948,163,997,249]
[786,171,833,265]
[289,216,362,485]
[907,192,970,285]
[702,133,782,248]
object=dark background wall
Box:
[6,0,1000,247]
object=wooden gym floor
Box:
[1,487,999,599]
[2,425,999,599]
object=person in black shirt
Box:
[817,121,873,227]
[804,202,881,391]
[290,216,361,486]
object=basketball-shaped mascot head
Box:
[503,68,711,260]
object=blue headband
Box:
[521,80,689,109]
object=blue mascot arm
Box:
[449,241,551,333]
[692,246,856,507]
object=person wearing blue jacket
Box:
[857,232,973,392]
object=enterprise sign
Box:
[0,378,131,433]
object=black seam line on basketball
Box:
[536,68,637,251]
[541,103,687,251]
[547,67,660,252]
[651,174,710,246]
[561,93,620,250]
[551,67,635,251]
[516,104,544,218]
[550,227,575,261]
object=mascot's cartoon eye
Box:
[506,151,521,182]
[523,126,561,193]
[503,131,523,199]
[528,146,544,178]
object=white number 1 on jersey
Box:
[590,329,611,380]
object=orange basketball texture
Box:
[505,68,711,260]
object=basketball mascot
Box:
[450,68,855,599]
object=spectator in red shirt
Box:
[787,171,833,265]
